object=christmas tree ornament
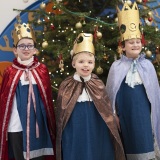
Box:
[56,0,62,3]
[82,20,86,25]
[117,41,123,54]
[58,54,64,72]
[136,0,142,3]
[42,41,48,48]
[117,2,141,41]
[148,11,153,17]
[52,5,57,10]
[72,33,95,57]
[146,50,152,57]
[50,23,55,30]
[117,45,123,54]
[75,22,82,29]
[37,19,42,24]
[148,17,153,22]
[145,18,152,26]
[59,60,64,72]
[58,25,61,29]
[110,27,114,31]
[155,27,159,32]
[126,0,132,6]
[115,17,118,23]
[141,31,146,45]
[96,31,102,39]
[40,2,46,10]
[12,22,36,46]
[103,53,108,60]
[44,25,47,31]
[93,25,99,41]
[96,66,103,75]
[143,0,148,3]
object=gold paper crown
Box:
[72,33,95,57]
[12,23,36,46]
[117,2,141,41]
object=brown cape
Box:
[56,73,125,160]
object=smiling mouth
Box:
[82,69,89,71]
[23,52,29,54]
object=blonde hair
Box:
[72,52,94,62]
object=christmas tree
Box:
[14,0,160,100]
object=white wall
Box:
[0,0,36,34]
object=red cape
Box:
[0,57,56,160]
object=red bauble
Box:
[143,0,148,2]
[148,17,153,22]
[50,25,55,30]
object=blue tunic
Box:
[62,101,115,160]
[9,80,53,159]
[116,78,155,160]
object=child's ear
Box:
[121,45,125,52]
[13,47,18,57]
[72,63,75,68]
[34,48,38,55]
[122,48,126,51]
[72,61,75,68]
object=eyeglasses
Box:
[17,44,35,50]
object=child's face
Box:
[122,38,142,59]
[13,38,37,61]
[72,52,95,77]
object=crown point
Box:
[117,2,141,41]
[12,22,36,46]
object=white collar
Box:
[73,72,91,82]
[17,56,34,66]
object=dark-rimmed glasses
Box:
[17,44,35,50]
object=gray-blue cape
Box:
[106,53,160,148]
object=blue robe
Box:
[116,79,154,159]
[106,54,160,160]
[9,81,53,159]
[62,101,115,160]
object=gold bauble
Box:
[42,41,48,48]
[148,11,153,17]
[40,2,46,10]
[96,66,103,75]
[126,0,132,6]
[155,27,159,32]
[145,50,152,57]
[97,32,102,39]
[136,0,142,3]
[60,68,64,72]
[114,17,118,23]
[75,22,82,29]
[37,19,42,24]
